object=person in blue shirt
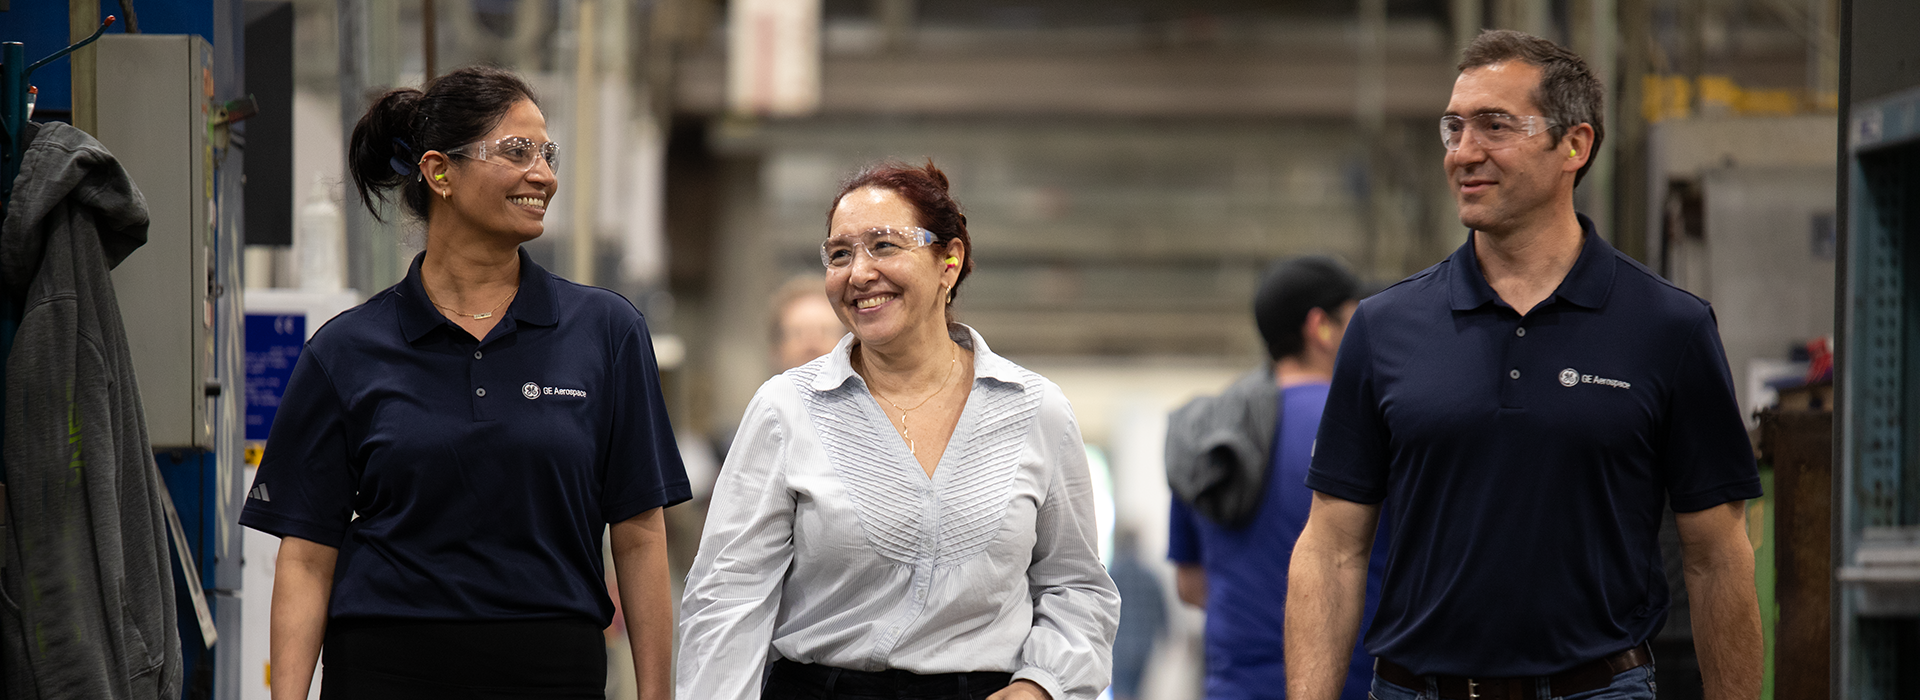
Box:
[1166,256,1387,700]
[1287,30,1762,700]
[1108,528,1167,700]
[238,66,690,700]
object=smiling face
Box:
[441,99,557,243]
[825,187,962,350]
[1443,61,1578,236]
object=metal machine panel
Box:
[94,35,216,449]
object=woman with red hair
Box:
[678,160,1119,700]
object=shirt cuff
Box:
[602,480,694,523]
[237,508,345,548]
[1011,666,1066,700]
[1303,470,1387,505]
[1669,476,1764,512]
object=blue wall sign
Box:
[244,313,304,441]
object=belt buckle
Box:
[1467,678,1479,700]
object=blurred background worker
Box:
[1106,527,1168,700]
[1165,256,1388,700]
[771,274,850,373]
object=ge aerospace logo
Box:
[523,382,541,399]
[1558,368,1633,390]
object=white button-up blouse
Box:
[677,327,1120,700]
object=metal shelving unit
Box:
[1839,83,1920,699]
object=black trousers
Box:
[762,659,1016,700]
[320,618,606,700]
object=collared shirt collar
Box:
[810,324,1031,393]
[396,246,559,343]
[1447,212,1616,312]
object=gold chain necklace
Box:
[868,344,960,457]
[432,287,518,321]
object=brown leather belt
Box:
[1373,643,1653,700]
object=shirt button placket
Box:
[470,347,491,418]
[1499,318,1528,408]
[472,346,491,420]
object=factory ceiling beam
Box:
[673,50,1456,118]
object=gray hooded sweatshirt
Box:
[1163,368,1278,529]
[0,121,182,700]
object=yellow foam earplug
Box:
[944,256,959,267]
[435,173,447,181]
[1569,148,1578,158]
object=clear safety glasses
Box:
[446,136,560,172]
[820,226,938,269]
[1439,113,1557,151]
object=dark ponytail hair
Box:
[347,65,539,221]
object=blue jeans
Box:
[1368,665,1657,700]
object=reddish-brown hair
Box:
[828,159,973,312]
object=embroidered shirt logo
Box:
[524,382,588,399]
[1560,367,1632,390]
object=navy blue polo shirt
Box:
[239,248,691,624]
[1306,214,1760,677]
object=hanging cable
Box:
[117,0,141,34]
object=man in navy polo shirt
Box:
[1285,30,1763,700]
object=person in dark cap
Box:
[1164,255,1388,700]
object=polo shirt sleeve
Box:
[1167,495,1203,564]
[1659,310,1763,512]
[239,344,357,547]
[600,315,692,524]
[1305,304,1390,504]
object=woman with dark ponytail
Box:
[239,66,689,700]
